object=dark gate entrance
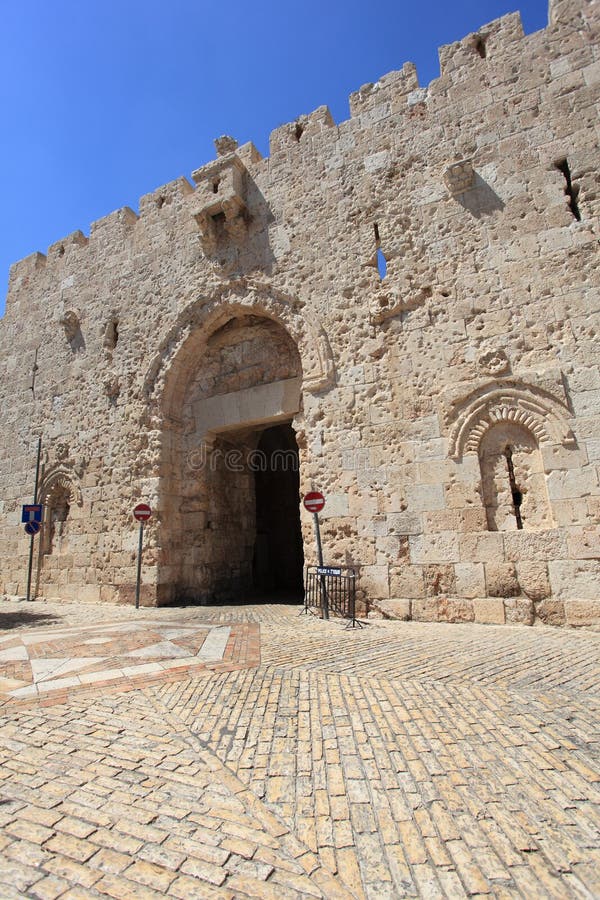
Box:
[253,423,304,599]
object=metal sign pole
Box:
[26,437,42,602]
[135,523,144,609]
[313,512,329,620]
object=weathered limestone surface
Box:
[1,0,599,624]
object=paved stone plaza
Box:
[0,599,598,898]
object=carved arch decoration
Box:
[40,465,83,509]
[446,382,575,461]
[142,278,336,425]
[39,465,82,556]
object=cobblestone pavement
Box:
[0,599,598,898]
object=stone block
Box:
[485,563,520,598]
[503,530,568,562]
[459,508,488,532]
[455,562,486,599]
[505,598,534,626]
[359,565,389,600]
[535,599,565,626]
[564,599,600,626]
[568,526,600,559]
[389,565,425,598]
[473,599,505,625]
[423,510,460,532]
[409,531,460,564]
[411,598,440,622]
[375,599,411,620]
[321,493,349,518]
[459,532,504,563]
[424,564,456,597]
[404,483,445,512]
[437,597,475,623]
[547,468,600,501]
[516,562,551,601]
[387,512,423,535]
[549,560,600,600]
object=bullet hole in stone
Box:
[555,158,581,221]
[474,36,487,59]
[104,319,119,350]
[294,122,305,142]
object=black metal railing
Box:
[303,565,361,625]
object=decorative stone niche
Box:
[479,423,553,532]
[191,151,249,254]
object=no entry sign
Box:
[304,491,325,513]
[133,503,152,522]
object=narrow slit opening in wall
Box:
[373,223,387,279]
[504,445,523,530]
[555,158,581,221]
[294,122,304,142]
[474,36,487,59]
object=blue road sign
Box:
[24,521,41,536]
[21,504,43,524]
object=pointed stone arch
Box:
[143,278,335,426]
[144,280,326,604]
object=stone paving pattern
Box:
[0,620,258,702]
[0,599,598,898]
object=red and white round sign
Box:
[303,491,325,513]
[133,503,152,522]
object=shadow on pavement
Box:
[0,611,62,632]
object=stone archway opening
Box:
[158,312,305,604]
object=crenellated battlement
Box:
[3,0,597,307]
[437,12,525,78]
[269,106,336,155]
[348,63,421,118]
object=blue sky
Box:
[0,0,549,316]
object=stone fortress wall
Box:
[0,0,599,625]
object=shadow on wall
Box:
[457,174,505,218]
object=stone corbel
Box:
[191,150,249,253]
[444,159,475,195]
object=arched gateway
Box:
[145,283,335,604]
